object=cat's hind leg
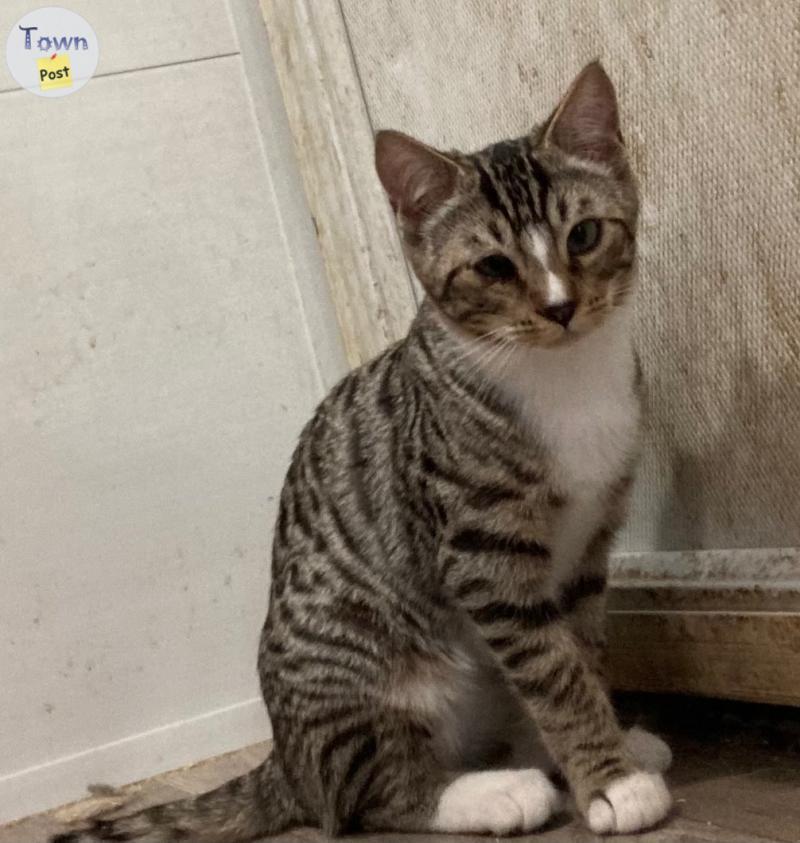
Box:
[277,638,562,836]
[354,720,561,836]
[280,699,561,836]
[624,725,673,773]
[356,633,562,835]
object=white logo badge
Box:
[6,6,99,97]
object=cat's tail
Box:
[51,755,301,843]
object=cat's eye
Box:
[474,253,517,280]
[566,219,602,256]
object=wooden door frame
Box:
[258,0,800,706]
[259,0,417,369]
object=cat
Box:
[54,61,672,842]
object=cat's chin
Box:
[516,326,593,350]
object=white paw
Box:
[624,726,673,773]
[587,771,671,834]
[434,768,561,835]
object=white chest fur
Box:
[491,308,641,586]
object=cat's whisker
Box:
[458,337,517,405]
[436,328,515,374]
[458,335,514,382]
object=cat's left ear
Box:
[542,61,624,167]
[375,130,460,225]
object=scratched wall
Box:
[342,0,800,553]
[0,0,346,822]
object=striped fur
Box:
[53,62,670,841]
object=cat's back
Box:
[271,337,425,581]
[296,338,409,483]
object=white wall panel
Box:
[0,0,346,822]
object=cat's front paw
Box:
[586,771,671,834]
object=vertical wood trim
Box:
[259,0,416,367]
[228,0,349,393]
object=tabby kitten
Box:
[55,61,672,842]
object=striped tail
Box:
[51,756,300,843]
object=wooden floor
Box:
[3,693,799,843]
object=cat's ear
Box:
[542,61,624,166]
[375,130,459,223]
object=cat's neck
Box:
[408,299,640,493]
[490,305,637,410]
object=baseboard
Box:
[609,548,800,706]
[0,697,271,825]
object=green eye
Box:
[474,253,517,280]
[566,219,602,256]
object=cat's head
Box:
[375,62,638,348]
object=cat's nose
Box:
[540,301,576,328]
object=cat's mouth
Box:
[509,320,585,349]
[508,311,614,349]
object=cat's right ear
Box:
[375,131,459,225]
[542,61,624,167]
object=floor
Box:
[3,693,799,843]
